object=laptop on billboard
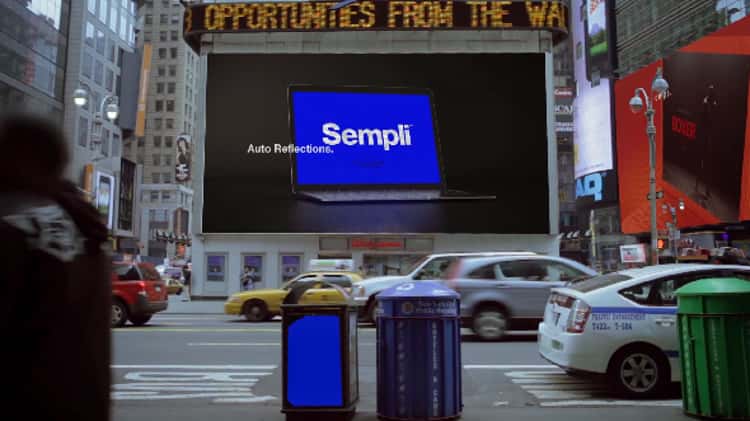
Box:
[287,85,495,202]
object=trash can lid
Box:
[675,277,750,296]
[377,281,458,300]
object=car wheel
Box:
[112,300,128,328]
[609,346,669,398]
[129,314,152,326]
[243,300,268,322]
[472,306,508,341]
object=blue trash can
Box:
[376,281,462,420]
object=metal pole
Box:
[671,208,678,261]
[646,105,659,265]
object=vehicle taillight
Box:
[137,281,148,296]
[566,299,591,333]
[550,293,574,308]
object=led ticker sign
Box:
[183,1,569,51]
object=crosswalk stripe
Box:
[540,400,682,408]
[527,390,598,399]
[520,384,608,390]
[510,378,587,384]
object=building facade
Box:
[126,0,202,261]
[0,0,70,122]
[184,1,569,297]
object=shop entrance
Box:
[362,254,426,278]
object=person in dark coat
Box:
[0,114,111,421]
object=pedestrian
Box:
[0,114,111,421]
[181,262,192,301]
[241,265,253,290]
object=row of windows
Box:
[87,0,135,46]
[156,65,178,78]
[143,0,182,9]
[154,99,175,112]
[84,22,117,63]
[155,81,176,94]
[76,116,121,158]
[81,53,116,93]
[151,154,173,166]
[137,135,174,148]
[157,47,179,60]
[144,14,181,25]
[150,117,175,129]
[150,172,173,184]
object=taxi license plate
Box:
[155,286,162,292]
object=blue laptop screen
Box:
[291,90,442,186]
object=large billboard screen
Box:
[572,0,613,180]
[204,54,552,234]
[616,17,750,233]
[291,90,441,186]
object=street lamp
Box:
[662,199,685,262]
[630,67,670,265]
[72,84,119,148]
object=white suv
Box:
[350,251,536,322]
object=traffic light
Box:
[657,238,667,250]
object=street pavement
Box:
[112,314,693,421]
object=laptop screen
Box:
[290,88,442,186]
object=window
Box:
[105,68,114,92]
[164,136,173,148]
[85,23,95,46]
[160,31,167,41]
[102,128,110,156]
[112,134,120,157]
[620,272,723,307]
[94,60,104,85]
[120,15,127,41]
[153,154,161,165]
[163,172,171,183]
[114,265,140,281]
[156,82,164,94]
[169,65,176,76]
[78,117,89,147]
[153,118,162,129]
[158,48,166,59]
[153,136,162,147]
[145,14,152,24]
[155,100,163,111]
[161,0,169,7]
[137,137,145,147]
[170,30,178,41]
[170,47,177,59]
[467,264,497,280]
[107,39,116,62]
[167,82,175,93]
[170,14,180,24]
[164,155,171,166]
[82,53,93,77]
[166,119,174,129]
[151,173,161,183]
[157,66,165,77]
[166,100,174,112]
[320,274,353,288]
[160,14,167,24]
[109,4,118,33]
[88,0,96,14]
[414,257,456,280]
[137,155,144,164]
[162,191,171,200]
[99,0,108,23]
[206,255,226,283]
[143,32,151,42]
[150,191,159,201]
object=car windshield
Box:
[567,273,633,293]
[402,255,430,275]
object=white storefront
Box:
[187,1,567,297]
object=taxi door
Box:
[299,274,353,304]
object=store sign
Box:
[620,244,646,264]
[184,1,569,51]
[95,172,115,230]
[308,259,355,272]
[351,238,405,249]
[575,172,604,201]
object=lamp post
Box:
[662,199,684,262]
[72,84,119,150]
[629,68,670,265]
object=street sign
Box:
[647,191,664,200]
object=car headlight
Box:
[351,285,366,297]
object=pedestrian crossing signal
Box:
[657,239,667,249]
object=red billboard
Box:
[615,16,750,234]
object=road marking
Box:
[112,365,276,370]
[464,365,556,369]
[112,366,278,403]
[113,328,281,332]
[505,370,566,378]
[520,384,608,390]
[186,342,378,347]
[540,400,682,407]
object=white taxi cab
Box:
[539,264,750,398]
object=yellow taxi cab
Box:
[225,271,363,321]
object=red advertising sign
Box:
[351,238,404,249]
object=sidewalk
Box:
[163,295,226,314]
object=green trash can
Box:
[676,277,750,420]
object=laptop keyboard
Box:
[304,190,442,202]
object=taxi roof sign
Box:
[307,259,355,272]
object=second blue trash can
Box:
[376,281,462,420]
